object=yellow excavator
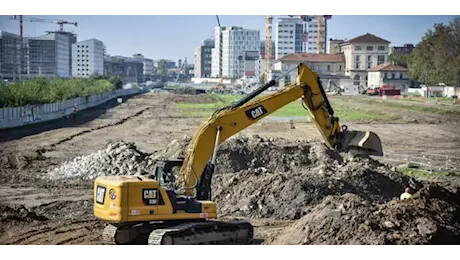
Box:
[93,63,383,245]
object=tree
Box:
[389,51,411,68]
[409,17,460,85]
[157,59,169,76]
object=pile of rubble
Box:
[45,141,157,181]
[212,135,415,219]
[271,184,460,245]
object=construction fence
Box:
[0,88,139,129]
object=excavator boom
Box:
[177,63,383,196]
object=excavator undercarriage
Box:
[103,219,253,245]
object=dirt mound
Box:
[211,136,415,219]
[166,88,206,95]
[272,184,460,245]
[1,205,48,222]
[0,150,45,169]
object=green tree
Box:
[389,51,411,68]
[409,17,460,85]
[157,59,169,76]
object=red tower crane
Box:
[10,15,78,39]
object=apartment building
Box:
[275,16,326,60]
[194,38,214,78]
[211,26,260,79]
[339,33,390,88]
[72,38,104,77]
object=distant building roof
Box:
[367,63,408,72]
[277,53,344,62]
[341,33,390,45]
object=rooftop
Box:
[277,53,344,62]
[367,63,408,72]
[341,33,390,45]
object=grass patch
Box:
[397,166,460,177]
[350,96,460,116]
[176,94,398,122]
[0,75,122,108]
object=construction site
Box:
[1,14,460,246]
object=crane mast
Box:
[264,15,273,83]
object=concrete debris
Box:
[44,141,156,181]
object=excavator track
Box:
[102,220,253,245]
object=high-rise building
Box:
[275,16,326,59]
[260,40,275,59]
[72,38,104,77]
[194,38,214,78]
[211,26,260,79]
[132,53,154,81]
[0,31,27,81]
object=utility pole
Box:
[264,15,273,83]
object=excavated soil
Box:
[271,184,460,245]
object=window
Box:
[354,75,360,86]
[77,50,79,52]
[377,55,385,65]
[355,55,361,69]
[384,73,388,79]
[339,65,342,70]
[354,46,361,51]
[367,55,373,69]
[327,65,331,71]
[367,46,373,51]
[378,46,385,51]
[400,73,403,79]
[392,73,395,79]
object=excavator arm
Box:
[177,63,383,198]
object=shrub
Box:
[0,77,118,108]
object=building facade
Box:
[367,63,409,92]
[194,38,214,78]
[340,33,390,88]
[72,38,104,77]
[0,31,28,81]
[104,55,144,82]
[211,26,260,79]
[276,53,346,87]
[275,16,326,60]
[328,39,344,54]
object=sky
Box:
[0,15,458,63]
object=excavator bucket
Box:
[339,130,383,156]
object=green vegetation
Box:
[0,75,123,108]
[353,96,460,116]
[397,166,460,178]
[408,17,460,85]
[176,94,399,122]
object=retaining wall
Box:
[0,88,139,129]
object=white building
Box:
[339,33,390,88]
[275,16,326,60]
[367,63,410,92]
[276,53,347,89]
[72,38,104,77]
[211,26,260,79]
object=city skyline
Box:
[0,15,458,62]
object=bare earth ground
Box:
[1,92,459,245]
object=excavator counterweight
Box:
[93,63,383,245]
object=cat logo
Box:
[142,189,158,206]
[245,105,267,120]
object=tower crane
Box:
[264,15,273,83]
[10,15,78,39]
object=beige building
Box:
[276,53,346,87]
[367,63,409,92]
[328,39,344,54]
[340,33,390,89]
